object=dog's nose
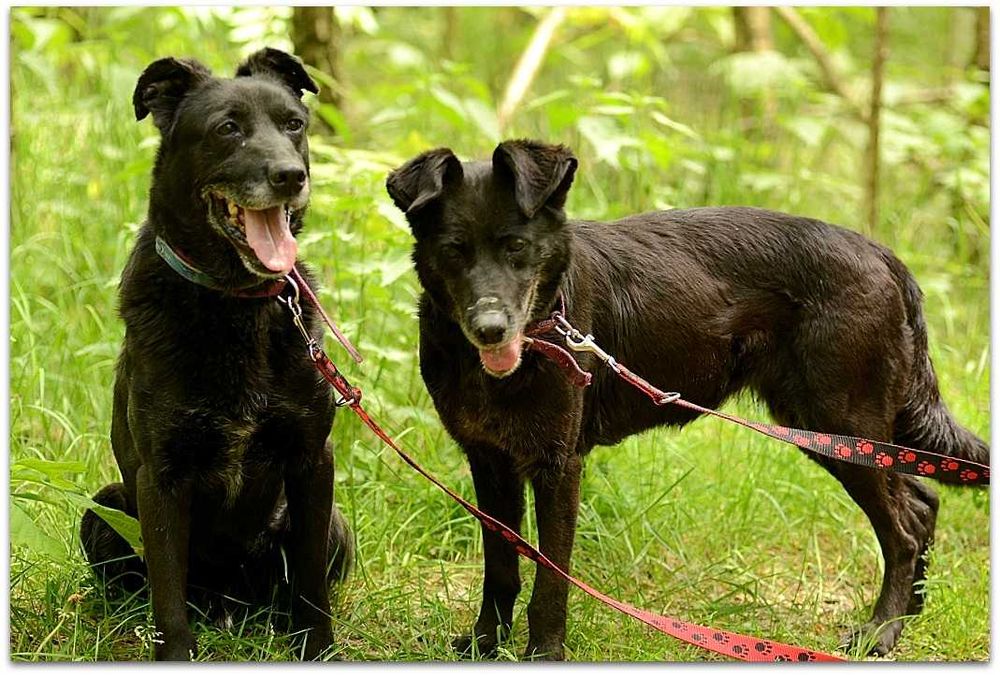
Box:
[471,311,507,346]
[268,163,307,195]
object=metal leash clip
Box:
[277,274,319,360]
[553,314,621,373]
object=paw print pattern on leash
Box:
[875,451,893,468]
[855,440,874,455]
[754,642,774,656]
[735,420,986,486]
[960,468,980,483]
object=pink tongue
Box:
[479,334,523,374]
[243,206,297,273]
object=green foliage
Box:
[9,6,988,662]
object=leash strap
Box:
[290,266,363,364]
[314,349,842,662]
[528,311,989,487]
[277,282,843,662]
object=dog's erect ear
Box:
[133,57,212,131]
[386,148,463,216]
[236,48,318,99]
[492,140,577,218]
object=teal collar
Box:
[154,236,288,298]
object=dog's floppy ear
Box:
[492,139,577,218]
[386,148,463,216]
[236,48,318,99]
[133,57,212,131]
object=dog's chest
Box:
[430,363,579,472]
[153,385,315,501]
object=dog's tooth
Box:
[227,201,238,218]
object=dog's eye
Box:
[440,243,465,261]
[285,118,305,133]
[505,237,527,253]
[216,120,240,137]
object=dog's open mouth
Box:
[209,194,298,275]
[478,332,525,377]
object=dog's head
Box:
[135,48,317,279]
[388,139,577,377]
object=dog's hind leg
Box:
[454,448,525,659]
[805,455,937,656]
[80,483,146,594]
[759,346,937,654]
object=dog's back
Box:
[568,206,986,469]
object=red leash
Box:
[289,266,363,364]
[280,276,844,662]
[525,309,989,487]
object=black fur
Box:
[80,49,352,661]
[388,139,988,660]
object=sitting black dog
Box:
[80,49,352,661]
[387,139,988,660]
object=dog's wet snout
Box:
[267,162,307,197]
[471,310,507,345]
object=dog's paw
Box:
[155,631,197,661]
[523,640,565,661]
[452,633,499,659]
[296,624,334,661]
[841,620,903,657]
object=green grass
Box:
[9,12,989,662]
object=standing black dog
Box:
[80,49,352,661]
[387,139,988,660]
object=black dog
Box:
[80,49,352,661]
[387,139,988,660]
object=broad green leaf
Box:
[62,492,143,556]
[10,503,66,561]
[576,116,640,168]
[12,458,87,477]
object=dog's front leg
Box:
[285,442,335,660]
[454,449,525,657]
[524,454,582,661]
[135,465,195,661]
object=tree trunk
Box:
[734,6,773,52]
[733,7,776,133]
[497,7,566,134]
[442,7,459,61]
[775,6,866,121]
[291,6,342,131]
[973,6,990,72]
[864,8,889,235]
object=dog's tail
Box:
[884,250,989,466]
